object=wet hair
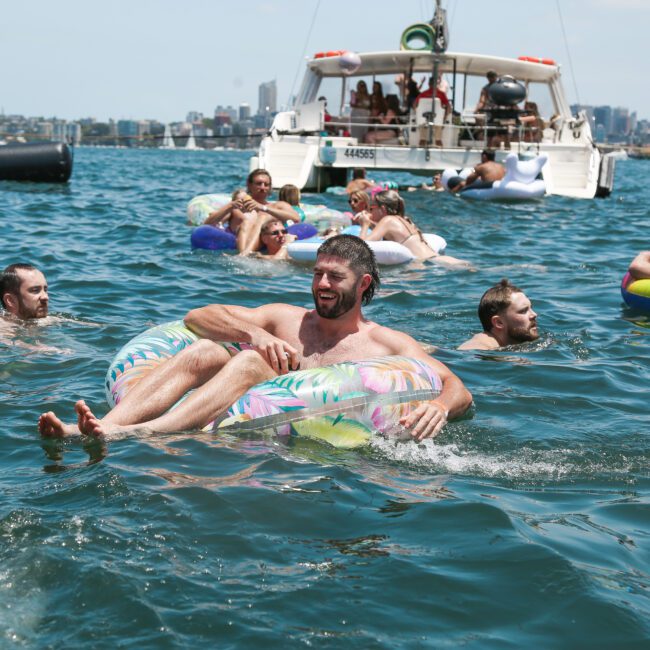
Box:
[247,168,272,186]
[478,278,523,332]
[482,149,496,161]
[352,168,366,180]
[374,189,405,216]
[260,217,283,235]
[1,263,38,309]
[317,234,380,305]
[278,184,300,206]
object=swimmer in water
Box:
[458,278,539,350]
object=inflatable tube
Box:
[105,321,442,448]
[400,23,435,51]
[621,272,650,312]
[287,232,447,266]
[442,153,547,201]
[187,193,351,229]
[190,222,318,251]
[187,193,232,226]
[216,355,442,448]
[0,142,73,183]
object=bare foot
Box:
[74,400,107,437]
[38,411,79,438]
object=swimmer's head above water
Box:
[1,263,49,320]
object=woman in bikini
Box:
[356,189,472,267]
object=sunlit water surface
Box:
[0,148,648,648]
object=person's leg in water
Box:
[38,339,233,437]
[40,349,277,438]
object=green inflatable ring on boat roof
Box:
[400,23,435,51]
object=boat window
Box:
[315,77,348,117]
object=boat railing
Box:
[316,115,553,150]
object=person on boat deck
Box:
[414,77,451,147]
[318,96,337,135]
[414,76,451,113]
[239,217,296,260]
[449,149,505,193]
[518,101,544,143]
[628,251,650,280]
[365,95,402,145]
[458,279,539,350]
[233,169,296,253]
[475,70,498,113]
[38,235,472,442]
[346,168,375,194]
[355,189,472,268]
[350,80,371,142]
[203,187,251,234]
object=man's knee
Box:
[231,349,276,381]
[182,339,230,375]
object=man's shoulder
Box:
[458,332,498,350]
[366,320,421,351]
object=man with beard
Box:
[0,263,63,353]
[1,263,49,320]
[458,279,539,350]
[39,235,472,442]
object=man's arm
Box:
[184,303,302,373]
[378,328,473,441]
[450,167,479,194]
[242,197,296,223]
[628,251,650,281]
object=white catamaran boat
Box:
[253,4,616,199]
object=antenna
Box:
[555,0,581,106]
[287,0,322,107]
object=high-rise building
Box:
[186,111,203,123]
[612,107,630,136]
[215,105,237,122]
[239,103,251,121]
[593,106,613,136]
[258,80,277,115]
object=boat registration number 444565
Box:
[344,148,376,160]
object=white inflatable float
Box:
[187,193,351,228]
[288,232,447,266]
[442,153,547,201]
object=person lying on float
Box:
[38,235,472,442]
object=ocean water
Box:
[0,148,648,648]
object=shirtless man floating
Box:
[458,278,538,350]
[450,150,505,194]
[39,236,472,442]
[1,263,58,353]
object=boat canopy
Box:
[308,50,560,84]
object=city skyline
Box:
[1,1,647,124]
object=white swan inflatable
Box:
[442,153,547,201]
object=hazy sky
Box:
[2,0,647,122]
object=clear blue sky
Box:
[2,0,647,122]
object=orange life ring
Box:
[314,52,325,59]
[541,58,556,66]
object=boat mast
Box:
[428,0,449,145]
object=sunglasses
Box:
[264,229,288,236]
